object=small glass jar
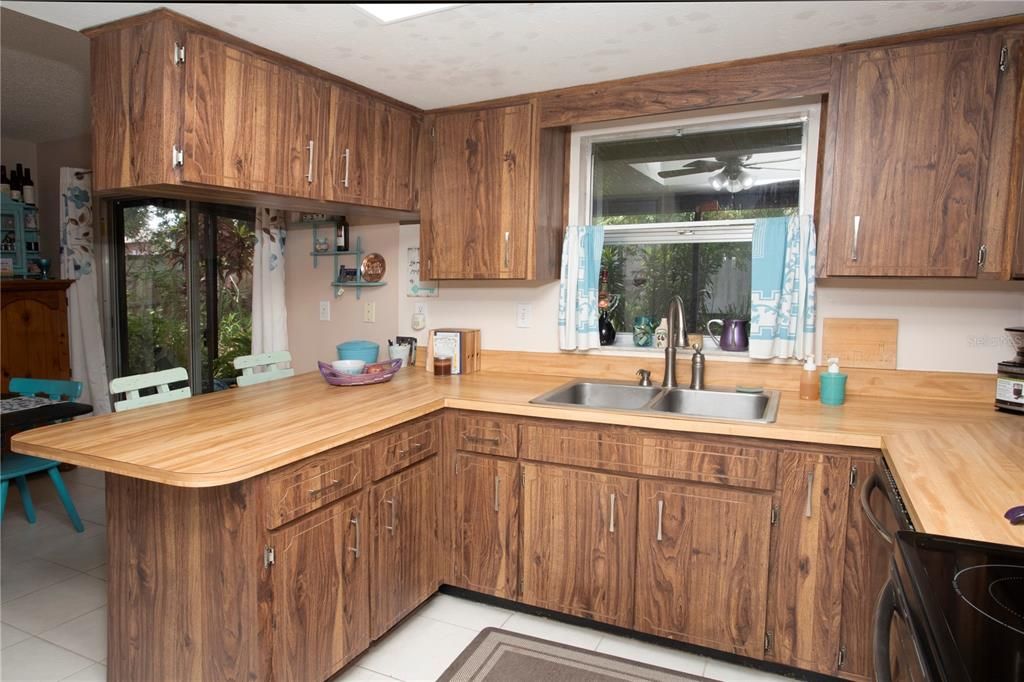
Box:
[433,355,453,376]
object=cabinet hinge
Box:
[978,244,988,268]
[770,505,779,526]
[173,42,186,65]
[837,646,847,669]
[764,631,773,653]
[172,145,184,168]
[263,545,275,568]
[849,465,858,488]
[519,575,524,594]
[999,44,1009,73]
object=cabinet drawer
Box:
[265,444,366,528]
[455,413,518,458]
[520,423,642,472]
[370,415,441,481]
[640,435,778,490]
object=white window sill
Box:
[574,336,799,365]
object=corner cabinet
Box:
[88,10,420,213]
[820,33,1002,277]
[421,102,565,280]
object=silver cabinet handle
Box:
[494,476,501,513]
[503,231,510,268]
[464,434,501,446]
[309,478,340,497]
[851,215,860,262]
[609,493,617,533]
[656,499,664,542]
[306,139,315,183]
[342,147,351,188]
[805,471,814,518]
[385,498,396,535]
[349,515,361,558]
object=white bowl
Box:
[332,359,366,375]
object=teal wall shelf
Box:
[306,223,386,299]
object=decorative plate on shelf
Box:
[360,253,386,282]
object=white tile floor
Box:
[1,468,796,682]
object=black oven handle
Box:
[873,579,899,682]
[861,472,895,544]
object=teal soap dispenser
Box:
[820,357,848,406]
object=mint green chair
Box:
[2,378,85,532]
[109,367,191,412]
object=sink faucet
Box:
[662,295,687,388]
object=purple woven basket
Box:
[318,358,402,386]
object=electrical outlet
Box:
[319,300,330,321]
[516,303,531,328]
[363,302,375,323]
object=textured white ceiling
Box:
[4,2,1024,110]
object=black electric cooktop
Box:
[896,532,1024,682]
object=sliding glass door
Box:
[112,199,256,393]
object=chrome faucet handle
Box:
[636,368,652,387]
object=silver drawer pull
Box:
[805,471,814,518]
[306,139,315,183]
[494,476,501,513]
[342,147,351,188]
[656,499,664,542]
[308,479,340,497]
[609,493,617,533]
[385,498,397,535]
[851,215,860,262]
[503,232,510,268]
[464,434,501,446]
[349,515,361,558]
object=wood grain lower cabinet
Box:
[264,492,369,682]
[370,456,441,639]
[453,453,520,599]
[520,463,636,627]
[634,479,772,658]
[764,451,851,674]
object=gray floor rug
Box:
[438,627,710,682]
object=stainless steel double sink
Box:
[530,379,781,424]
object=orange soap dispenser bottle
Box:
[799,354,819,400]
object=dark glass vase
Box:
[599,311,616,346]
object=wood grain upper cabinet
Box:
[373,102,420,211]
[634,479,772,659]
[521,464,636,627]
[823,34,999,277]
[370,456,441,639]
[264,492,369,682]
[183,33,322,198]
[764,451,851,675]
[453,453,520,599]
[422,102,565,280]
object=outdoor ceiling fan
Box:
[657,155,800,192]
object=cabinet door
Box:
[521,463,636,627]
[322,85,375,204]
[454,453,520,599]
[267,492,369,682]
[370,456,440,639]
[838,457,900,681]
[825,34,997,276]
[184,33,321,198]
[765,452,851,674]
[424,103,533,280]
[373,102,420,211]
[635,479,772,658]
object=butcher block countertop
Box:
[12,368,1023,546]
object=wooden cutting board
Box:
[822,318,899,369]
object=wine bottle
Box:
[0,165,9,198]
[336,215,349,251]
[10,164,23,202]
[21,168,35,206]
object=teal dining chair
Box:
[2,378,86,532]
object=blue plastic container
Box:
[337,340,380,364]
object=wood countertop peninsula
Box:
[11,368,1023,546]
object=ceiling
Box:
[1,8,90,143]
[4,2,1024,110]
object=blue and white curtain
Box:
[558,225,605,351]
[60,168,111,415]
[749,215,816,360]
[251,208,288,355]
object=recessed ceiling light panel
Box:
[354,4,460,24]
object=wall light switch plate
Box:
[516,303,531,328]
[363,302,375,323]
[319,300,330,321]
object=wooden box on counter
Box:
[426,328,480,375]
